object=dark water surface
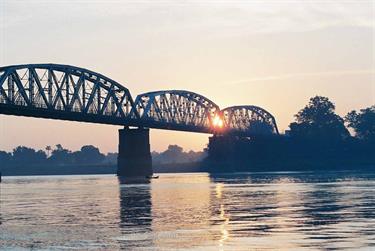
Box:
[1,171,375,250]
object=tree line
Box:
[206,96,375,171]
[0,144,111,168]
[1,95,373,171]
[288,96,374,144]
[152,145,206,165]
[0,143,205,169]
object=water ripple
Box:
[1,172,375,250]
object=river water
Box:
[1,171,375,250]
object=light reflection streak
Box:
[215,183,230,250]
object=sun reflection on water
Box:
[215,183,230,250]
[219,204,230,249]
[1,172,375,250]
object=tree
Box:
[12,146,47,166]
[45,145,52,157]
[152,145,206,164]
[161,145,184,163]
[345,106,375,142]
[0,150,12,167]
[49,144,72,165]
[289,96,349,142]
[73,145,105,164]
[103,152,118,164]
[55,144,64,151]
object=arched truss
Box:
[221,105,279,135]
[0,64,138,124]
[0,64,280,136]
[134,90,220,131]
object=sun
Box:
[212,115,224,128]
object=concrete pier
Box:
[117,127,153,177]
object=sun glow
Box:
[212,115,224,128]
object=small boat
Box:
[146,175,159,179]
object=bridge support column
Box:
[117,127,153,177]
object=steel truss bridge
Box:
[0,64,279,137]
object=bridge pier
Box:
[117,127,153,177]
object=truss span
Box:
[221,105,279,136]
[0,64,138,125]
[134,90,221,132]
[0,63,280,136]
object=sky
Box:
[0,0,374,153]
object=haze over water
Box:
[1,171,375,250]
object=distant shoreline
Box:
[0,162,203,176]
[1,161,374,176]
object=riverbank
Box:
[0,162,205,176]
[1,160,374,176]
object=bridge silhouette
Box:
[0,64,279,177]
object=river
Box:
[1,171,375,250]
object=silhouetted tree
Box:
[49,144,72,165]
[249,120,275,135]
[0,150,12,167]
[345,106,375,142]
[153,145,183,164]
[72,145,105,164]
[103,152,118,164]
[289,96,349,142]
[12,146,47,166]
[45,145,52,157]
[152,145,206,164]
[206,96,375,172]
[55,144,64,151]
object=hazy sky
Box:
[0,0,374,153]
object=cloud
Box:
[2,0,373,35]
